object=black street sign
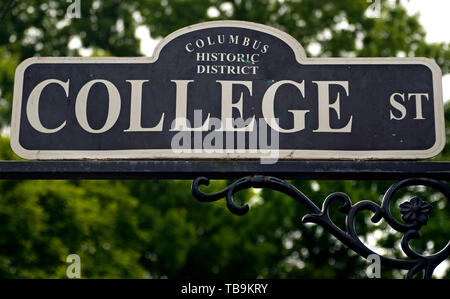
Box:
[11,21,445,160]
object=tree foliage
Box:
[0,0,448,278]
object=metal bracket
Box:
[192,175,450,279]
[1,161,449,278]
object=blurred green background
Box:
[0,0,449,278]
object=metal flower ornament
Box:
[400,197,432,225]
[192,176,450,279]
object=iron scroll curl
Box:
[191,176,450,279]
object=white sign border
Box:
[11,20,446,160]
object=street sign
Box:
[11,21,445,160]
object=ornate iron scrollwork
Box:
[191,176,450,279]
